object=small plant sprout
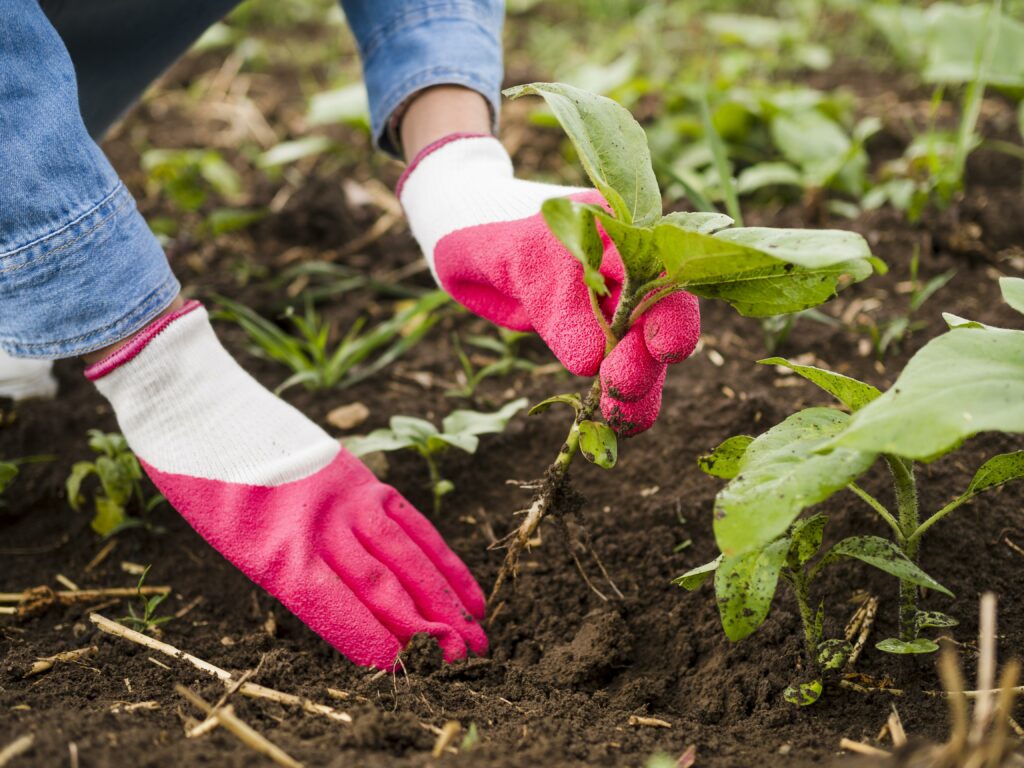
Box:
[680,276,1024,705]
[0,455,52,508]
[344,399,528,514]
[66,430,166,536]
[214,291,449,393]
[489,83,883,603]
[118,565,173,635]
[446,329,538,400]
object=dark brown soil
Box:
[2,18,1023,768]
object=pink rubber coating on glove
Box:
[142,450,487,669]
[434,190,701,435]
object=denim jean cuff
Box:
[358,2,504,157]
[0,183,181,359]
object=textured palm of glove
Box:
[86,302,487,669]
[398,134,700,436]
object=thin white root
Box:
[89,614,351,723]
[176,684,304,768]
[969,592,997,746]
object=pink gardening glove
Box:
[87,301,486,668]
[399,133,700,436]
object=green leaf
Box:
[758,357,881,411]
[714,409,876,556]
[966,451,1024,496]
[823,536,953,596]
[504,82,661,226]
[343,428,417,456]
[736,162,804,194]
[88,430,128,458]
[91,495,127,536]
[0,462,18,494]
[783,679,823,706]
[672,554,723,591]
[429,433,479,455]
[697,435,753,479]
[835,326,1024,459]
[714,538,790,641]
[1000,277,1024,315]
[816,638,852,671]
[258,136,334,168]
[204,207,267,237]
[578,420,617,469]
[653,224,878,317]
[307,83,369,128]
[541,198,608,294]
[95,455,135,508]
[876,637,940,655]
[442,398,528,438]
[592,212,660,283]
[789,513,828,566]
[660,211,734,235]
[770,110,851,184]
[66,461,96,512]
[529,393,583,416]
[916,610,959,630]
[434,479,455,498]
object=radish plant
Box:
[491,82,884,602]
[344,399,527,514]
[680,276,1024,704]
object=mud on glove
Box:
[398,133,700,436]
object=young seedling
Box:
[118,565,173,635]
[66,430,166,536]
[0,455,52,507]
[680,276,1024,704]
[489,82,883,604]
[855,247,954,358]
[214,291,449,393]
[446,329,538,400]
[344,399,527,515]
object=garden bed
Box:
[2,7,1023,767]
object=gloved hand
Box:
[87,301,487,669]
[398,133,700,436]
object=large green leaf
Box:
[715,538,790,641]
[654,224,877,317]
[770,110,852,184]
[822,536,953,596]
[442,398,528,438]
[541,198,608,295]
[714,408,877,556]
[697,435,753,479]
[758,357,881,411]
[876,637,940,655]
[504,83,662,226]
[789,513,827,567]
[835,326,1024,459]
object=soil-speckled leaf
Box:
[916,611,958,630]
[715,538,790,641]
[542,197,608,295]
[504,83,661,225]
[783,680,823,706]
[578,420,617,469]
[714,408,876,556]
[965,451,1024,496]
[653,224,877,317]
[789,513,828,566]
[835,326,1024,460]
[673,555,723,591]
[825,536,953,596]
[698,435,753,479]
[1000,277,1024,315]
[759,357,880,411]
[876,637,939,655]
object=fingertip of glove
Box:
[599,330,661,402]
[643,292,700,364]
[600,381,663,438]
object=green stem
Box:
[847,482,904,544]
[425,454,443,516]
[906,494,972,549]
[789,568,819,664]
[884,454,919,641]
[588,286,617,352]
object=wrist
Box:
[398,85,491,161]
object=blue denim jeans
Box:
[0,1,503,358]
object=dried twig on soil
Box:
[0,735,34,767]
[888,705,907,748]
[90,614,352,724]
[176,684,303,768]
[839,737,891,758]
[83,540,117,573]
[845,595,879,672]
[1,585,171,617]
[431,721,461,758]
[627,715,672,729]
[25,646,98,677]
